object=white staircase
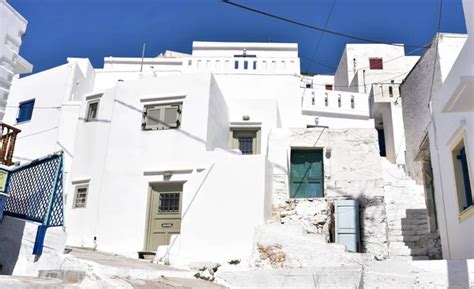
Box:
[381,157,441,260]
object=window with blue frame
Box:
[17,99,35,123]
[452,137,473,212]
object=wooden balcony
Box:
[0,123,21,166]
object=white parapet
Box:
[301,89,370,119]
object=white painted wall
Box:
[165,153,271,265]
[0,0,32,120]
[312,74,334,90]
[426,0,474,259]
[401,34,467,183]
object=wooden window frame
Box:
[142,102,182,131]
[85,100,99,122]
[369,58,383,70]
[72,184,88,209]
[449,130,474,222]
[229,127,261,155]
[17,99,35,123]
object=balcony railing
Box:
[370,83,400,103]
[0,123,21,166]
[302,89,370,119]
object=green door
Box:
[290,150,324,198]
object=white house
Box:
[0,0,32,121]
[406,0,473,259]
[333,43,420,166]
[6,40,441,265]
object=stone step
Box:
[385,211,428,219]
[388,229,430,237]
[389,246,428,256]
[388,224,429,232]
[389,255,430,261]
[388,234,427,243]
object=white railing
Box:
[103,56,300,75]
[370,83,400,103]
[302,89,370,119]
[184,57,300,75]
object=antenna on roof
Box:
[140,43,146,72]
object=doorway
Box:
[376,128,386,157]
[145,182,183,252]
[290,149,324,198]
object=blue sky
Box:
[10,0,467,75]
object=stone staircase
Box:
[381,157,441,260]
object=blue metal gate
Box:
[0,152,64,255]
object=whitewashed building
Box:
[333,44,420,165]
[6,40,442,265]
[402,0,473,259]
[0,0,32,120]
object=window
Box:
[86,101,99,121]
[234,61,239,69]
[17,99,35,123]
[452,137,473,213]
[325,84,333,91]
[389,86,394,97]
[351,96,355,109]
[73,185,88,208]
[230,128,260,155]
[142,103,182,130]
[244,61,248,70]
[369,58,383,70]
[159,193,180,213]
[337,95,342,107]
[253,61,257,70]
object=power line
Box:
[301,38,430,74]
[222,0,429,49]
[305,0,337,73]
[299,69,412,89]
[301,56,338,70]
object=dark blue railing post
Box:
[32,152,63,255]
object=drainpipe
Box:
[363,70,367,93]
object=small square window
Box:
[17,99,35,123]
[142,103,182,130]
[230,129,260,155]
[369,58,383,70]
[86,101,99,121]
[73,185,88,209]
[452,137,473,212]
[325,84,333,91]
